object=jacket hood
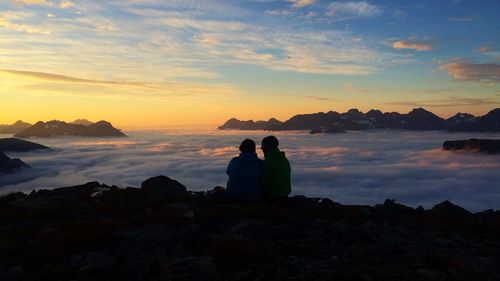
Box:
[239,152,260,161]
[264,148,286,159]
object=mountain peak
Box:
[71,119,94,126]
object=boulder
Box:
[141,176,188,199]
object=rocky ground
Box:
[1,176,500,281]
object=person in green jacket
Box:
[260,136,291,199]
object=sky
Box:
[1,0,499,127]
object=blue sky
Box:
[0,0,499,126]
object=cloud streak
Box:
[0,69,241,99]
[288,0,316,8]
[440,60,500,83]
[385,96,500,108]
[326,1,381,19]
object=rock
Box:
[160,256,219,281]
[141,176,188,199]
[0,138,49,152]
[431,200,471,217]
[417,268,449,281]
[0,266,25,281]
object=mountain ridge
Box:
[14,120,126,138]
[218,108,500,132]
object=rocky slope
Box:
[1,176,500,281]
[15,120,125,138]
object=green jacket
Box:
[262,148,291,197]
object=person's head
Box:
[261,135,279,153]
[239,139,256,153]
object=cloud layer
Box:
[2,129,500,212]
[327,1,381,18]
[440,60,500,83]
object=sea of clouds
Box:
[2,129,500,211]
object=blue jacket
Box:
[226,152,262,201]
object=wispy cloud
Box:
[0,69,241,99]
[288,0,316,8]
[447,16,475,22]
[11,0,47,5]
[385,96,500,108]
[0,12,51,34]
[326,1,381,19]
[392,40,432,51]
[11,0,74,9]
[59,0,73,9]
[440,60,500,83]
[477,46,495,53]
[0,69,156,88]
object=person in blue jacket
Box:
[226,139,262,201]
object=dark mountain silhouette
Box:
[0,138,49,152]
[14,120,126,138]
[0,120,32,134]
[0,176,500,280]
[475,108,500,131]
[443,138,500,153]
[405,108,445,130]
[445,113,477,131]
[266,111,342,131]
[0,151,28,174]
[218,118,282,130]
[70,119,94,126]
[219,108,500,132]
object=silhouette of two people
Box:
[226,136,291,201]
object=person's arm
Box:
[226,158,236,176]
[261,159,273,189]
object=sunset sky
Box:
[1,0,499,127]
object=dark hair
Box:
[261,135,279,148]
[239,139,256,153]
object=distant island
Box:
[0,120,32,134]
[219,108,500,133]
[0,151,28,174]
[0,138,50,152]
[443,138,500,154]
[0,138,49,177]
[14,120,126,138]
